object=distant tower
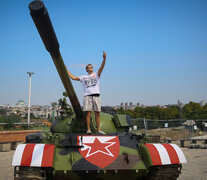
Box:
[200,100,205,107]
[136,102,140,107]
[125,102,128,109]
[177,100,183,108]
[129,102,133,108]
[177,100,183,121]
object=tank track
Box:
[145,164,182,180]
[14,166,53,180]
[14,164,182,180]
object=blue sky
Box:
[0,0,207,106]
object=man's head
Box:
[86,64,93,74]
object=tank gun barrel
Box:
[29,0,83,119]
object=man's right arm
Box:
[66,66,80,81]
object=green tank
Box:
[11,1,187,179]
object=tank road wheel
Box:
[14,166,53,180]
[145,164,182,180]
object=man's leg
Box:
[94,111,100,131]
[95,111,105,134]
[86,111,91,131]
[93,96,105,134]
[83,96,92,133]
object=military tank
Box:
[12,1,187,179]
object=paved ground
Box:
[0,150,14,180]
[191,135,207,139]
[178,148,207,180]
[0,148,207,180]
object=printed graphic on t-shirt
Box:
[84,75,97,88]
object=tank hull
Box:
[12,133,186,180]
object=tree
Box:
[0,109,7,116]
[125,109,133,117]
[116,101,207,121]
[134,107,145,118]
[24,113,36,119]
[144,106,160,119]
[16,110,21,116]
[0,115,21,130]
[117,107,125,114]
[159,106,179,120]
[58,93,74,119]
[51,102,58,118]
[200,105,207,119]
[183,102,202,119]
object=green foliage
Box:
[183,101,201,118]
[180,102,207,130]
[117,107,125,114]
[182,101,207,119]
[0,115,21,130]
[159,106,180,120]
[63,92,68,97]
[125,109,133,117]
[117,101,207,120]
[24,113,36,119]
[129,106,179,120]
[20,124,29,130]
[58,97,74,119]
[0,115,21,123]
[3,123,14,130]
[0,109,7,116]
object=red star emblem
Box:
[83,137,116,157]
[78,136,120,168]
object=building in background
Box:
[16,99,26,107]
[200,100,206,107]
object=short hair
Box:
[86,64,93,69]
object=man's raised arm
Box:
[66,66,80,81]
[98,51,106,77]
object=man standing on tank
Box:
[66,51,106,134]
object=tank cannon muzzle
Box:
[29,0,59,58]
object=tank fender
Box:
[12,143,55,167]
[139,143,187,168]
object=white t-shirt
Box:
[79,71,100,96]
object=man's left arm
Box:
[98,51,106,77]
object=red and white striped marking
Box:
[144,143,187,165]
[12,144,55,167]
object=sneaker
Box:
[97,130,106,134]
[86,129,91,134]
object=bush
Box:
[3,122,14,130]
[0,115,21,130]
[20,124,29,130]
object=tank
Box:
[11,1,187,180]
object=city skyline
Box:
[1,0,207,106]
[1,98,206,108]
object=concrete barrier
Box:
[0,130,40,143]
[0,130,40,152]
[0,143,10,152]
